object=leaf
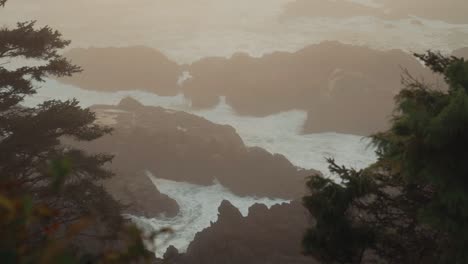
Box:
[49,158,72,192]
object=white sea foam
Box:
[26,80,378,257]
[4,1,467,64]
[127,173,288,257]
[192,97,376,173]
[23,79,189,109]
[25,80,377,173]
[9,0,464,257]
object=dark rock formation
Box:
[58,42,442,135]
[185,42,439,135]
[164,200,316,264]
[78,97,316,199]
[60,46,181,96]
[103,169,179,218]
[62,96,180,218]
[303,68,395,135]
[216,200,244,223]
[163,245,179,262]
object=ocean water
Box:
[127,174,288,257]
[193,97,376,173]
[7,0,465,257]
[26,80,378,257]
[3,0,468,64]
[25,79,377,173]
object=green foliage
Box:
[0,1,153,262]
[303,159,375,263]
[0,20,81,111]
[304,52,468,263]
[0,167,155,264]
[373,54,468,263]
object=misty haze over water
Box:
[3,0,468,63]
[2,0,468,261]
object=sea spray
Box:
[127,173,288,257]
[26,80,377,174]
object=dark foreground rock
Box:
[162,200,317,264]
[79,97,317,200]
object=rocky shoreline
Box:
[158,200,317,264]
[71,97,318,218]
[59,42,449,135]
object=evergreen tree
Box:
[303,52,468,263]
[0,1,151,262]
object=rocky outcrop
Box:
[184,42,439,135]
[303,68,395,135]
[63,101,180,218]
[79,97,316,199]
[60,46,181,96]
[103,169,179,218]
[164,200,316,264]
[58,42,442,135]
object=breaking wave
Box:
[27,80,378,257]
[127,173,288,257]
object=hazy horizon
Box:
[3,0,468,63]
[2,1,468,261]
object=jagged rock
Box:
[163,245,179,261]
[103,169,179,218]
[170,200,317,264]
[217,200,243,223]
[76,98,317,200]
[247,203,269,218]
[183,41,441,135]
[57,43,443,135]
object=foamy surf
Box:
[25,80,377,174]
[26,80,378,256]
[127,172,288,257]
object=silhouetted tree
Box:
[303,52,468,263]
[0,1,151,262]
